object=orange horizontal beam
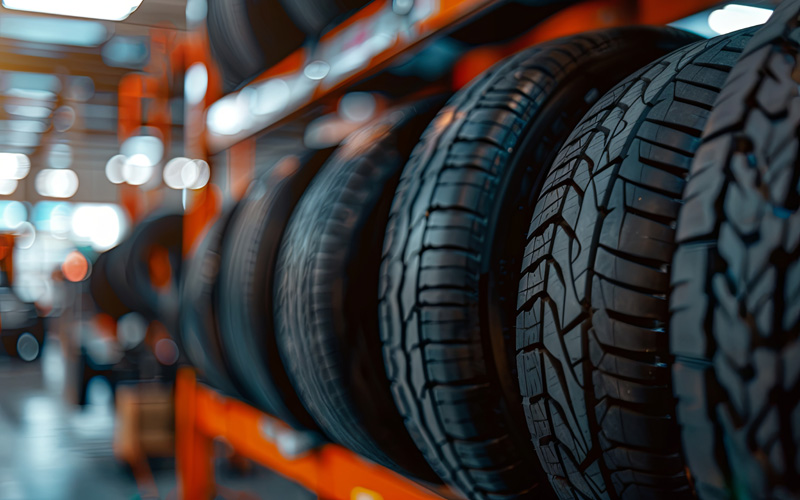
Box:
[177,369,449,500]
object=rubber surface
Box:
[275,100,444,481]
[516,29,753,500]
[181,204,243,397]
[671,2,800,498]
[378,27,697,500]
[218,151,330,429]
[207,0,306,91]
[90,249,131,319]
[278,0,369,38]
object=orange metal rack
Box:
[175,369,453,500]
[175,1,725,498]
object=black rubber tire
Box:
[207,0,306,91]
[378,27,698,500]
[516,29,754,500]
[218,151,330,428]
[274,100,444,481]
[278,0,369,38]
[90,249,131,319]
[180,204,243,397]
[670,3,800,498]
[125,214,183,341]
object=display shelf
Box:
[175,369,452,500]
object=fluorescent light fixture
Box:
[0,153,30,180]
[5,104,52,119]
[4,88,56,101]
[71,204,124,250]
[0,15,108,47]
[708,4,773,35]
[35,169,79,198]
[2,0,144,21]
[0,178,18,195]
[4,72,61,95]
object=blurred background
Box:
[0,0,779,499]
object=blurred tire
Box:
[516,29,753,499]
[90,249,132,319]
[207,0,306,91]
[278,0,369,38]
[125,214,183,340]
[181,204,243,397]
[218,150,331,428]
[670,2,800,497]
[378,27,697,499]
[274,99,444,481]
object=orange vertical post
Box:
[175,369,215,500]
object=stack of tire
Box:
[182,1,800,498]
[206,0,371,91]
[91,213,183,342]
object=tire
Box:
[516,29,754,500]
[379,27,697,500]
[125,214,183,341]
[671,2,800,497]
[218,151,330,428]
[90,249,131,319]
[278,0,369,38]
[207,0,306,91]
[274,99,444,481]
[181,204,243,397]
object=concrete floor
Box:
[0,338,315,500]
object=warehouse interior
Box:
[0,1,795,499]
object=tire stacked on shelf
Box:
[90,213,183,341]
[90,248,132,320]
[670,1,800,497]
[177,4,800,499]
[217,150,332,429]
[206,0,306,91]
[515,28,755,499]
[278,0,370,39]
[124,214,183,339]
[180,204,244,398]
[273,98,445,482]
[377,27,697,499]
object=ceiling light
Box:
[1,121,47,134]
[0,14,108,46]
[4,88,56,101]
[48,143,72,169]
[105,155,126,184]
[0,201,26,228]
[708,4,773,35]
[71,204,124,250]
[163,157,192,190]
[0,153,30,180]
[122,154,155,186]
[120,135,163,167]
[35,169,79,198]
[0,178,18,195]
[2,0,144,21]
[4,104,51,119]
